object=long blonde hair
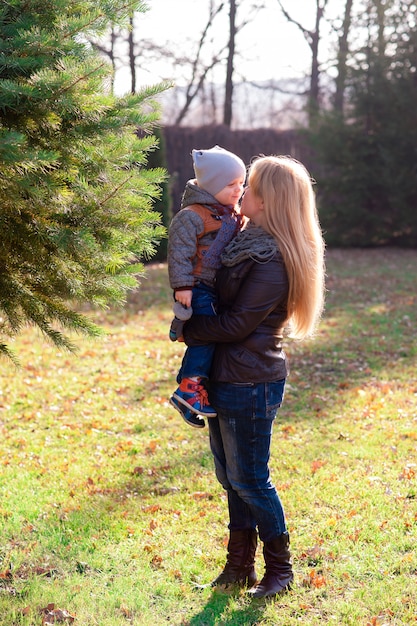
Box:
[248,155,325,339]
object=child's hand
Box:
[175,290,192,308]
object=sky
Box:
[113,0,347,94]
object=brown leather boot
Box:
[197,529,258,589]
[247,532,293,598]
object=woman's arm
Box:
[184,257,288,345]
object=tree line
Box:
[106,0,417,247]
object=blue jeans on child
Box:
[207,379,287,542]
[176,282,216,383]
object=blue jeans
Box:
[177,282,216,383]
[207,379,287,542]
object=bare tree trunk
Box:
[128,14,136,94]
[365,4,373,134]
[334,0,353,114]
[110,29,117,94]
[375,0,386,57]
[363,0,387,134]
[276,0,328,127]
[88,27,118,93]
[309,0,322,123]
[223,0,237,127]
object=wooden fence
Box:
[162,125,314,213]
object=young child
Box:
[168,145,246,428]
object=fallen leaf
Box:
[41,603,75,624]
[303,569,327,588]
[151,554,163,568]
[399,465,416,480]
[311,460,327,474]
[300,544,325,565]
[0,567,12,580]
[191,491,213,500]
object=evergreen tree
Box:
[143,127,170,262]
[0,0,169,360]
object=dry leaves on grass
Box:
[311,459,327,474]
[366,609,395,626]
[302,568,327,588]
[0,563,58,595]
[299,544,334,566]
[40,603,75,624]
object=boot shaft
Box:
[247,532,293,598]
[208,528,258,588]
[262,532,292,573]
[226,528,258,569]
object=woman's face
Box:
[240,185,264,224]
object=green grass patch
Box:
[1,251,417,625]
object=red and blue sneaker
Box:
[169,395,205,429]
[171,377,217,418]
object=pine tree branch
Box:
[99,174,134,207]
[63,1,142,39]
[0,343,20,367]
[63,1,144,39]
[53,62,107,97]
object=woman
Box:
[183,155,325,598]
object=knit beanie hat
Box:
[192,145,246,197]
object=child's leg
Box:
[172,283,217,423]
[176,282,216,381]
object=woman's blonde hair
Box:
[248,155,325,339]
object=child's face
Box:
[214,176,245,206]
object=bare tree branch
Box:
[247,78,308,96]
[175,47,228,125]
[174,1,227,124]
[276,0,314,44]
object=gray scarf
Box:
[221,222,279,267]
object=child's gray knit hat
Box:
[192,145,246,197]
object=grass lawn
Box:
[0,248,416,625]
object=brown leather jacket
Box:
[184,252,289,383]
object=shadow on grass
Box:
[187,589,266,626]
